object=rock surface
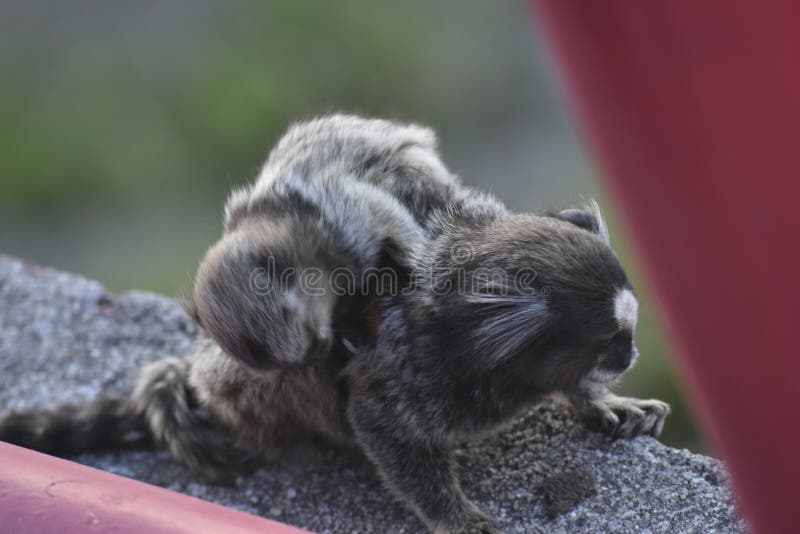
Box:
[0,255,746,533]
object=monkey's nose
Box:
[601,350,634,373]
[616,348,638,371]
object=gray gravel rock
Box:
[0,255,746,533]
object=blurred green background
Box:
[0,1,703,451]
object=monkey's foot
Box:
[584,394,670,439]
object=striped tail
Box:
[0,357,256,482]
[0,396,151,456]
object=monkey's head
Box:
[422,201,639,393]
[189,216,336,372]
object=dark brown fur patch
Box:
[541,470,597,518]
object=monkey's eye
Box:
[602,330,633,350]
[596,330,624,351]
[598,331,618,344]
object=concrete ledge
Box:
[0,256,746,533]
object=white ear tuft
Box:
[470,296,549,366]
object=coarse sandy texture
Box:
[0,255,747,533]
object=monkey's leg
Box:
[133,356,259,482]
[348,397,498,534]
[573,386,670,439]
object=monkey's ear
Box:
[556,199,610,244]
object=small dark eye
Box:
[604,330,633,349]
[599,331,618,344]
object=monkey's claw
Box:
[585,395,670,439]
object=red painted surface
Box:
[0,442,310,534]
[528,2,800,532]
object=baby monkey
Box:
[0,115,669,533]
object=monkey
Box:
[0,115,669,533]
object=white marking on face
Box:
[614,288,638,330]
[585,367,622,384]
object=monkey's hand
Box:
[574,388,670,440]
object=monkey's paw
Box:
[584,394,670,440]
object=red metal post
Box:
[0,442,310,534]
[528,2,800,532]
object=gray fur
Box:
[0,115,668,533]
